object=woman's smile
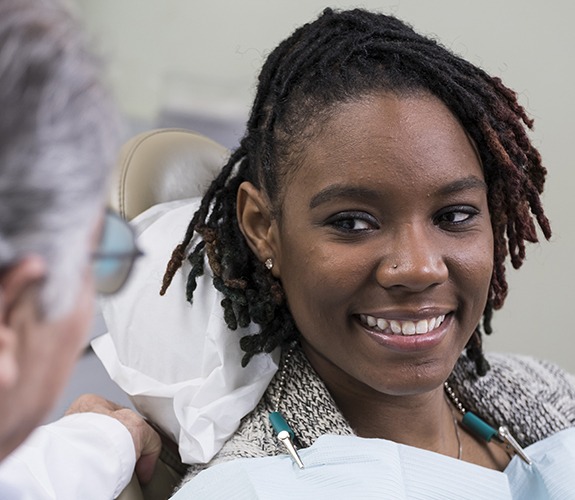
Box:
[357,311,453,353]
[358,312,448,336]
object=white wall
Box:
[75,0,575,373]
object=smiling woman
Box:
[270,93,494,404]
[137,7,573,498]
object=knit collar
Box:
[267,344,355,448]
[267,344,572,449]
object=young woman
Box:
[158,8,575,498]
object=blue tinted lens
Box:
[93,211,140,294]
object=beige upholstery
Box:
[111,128,228,499]
[110,128,229,220]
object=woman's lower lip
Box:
[360,314,452,353]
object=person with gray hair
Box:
[0,0,161,497]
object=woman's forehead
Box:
[283,92,483,192]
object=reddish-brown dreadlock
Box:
[161,8,551,374]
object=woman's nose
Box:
[375,224,449,291]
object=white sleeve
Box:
[0,413,136,500]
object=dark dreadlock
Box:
[161,8,551,374]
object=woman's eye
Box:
[327,212,378,233]
[443,212,470,223]
[435,207,478,227]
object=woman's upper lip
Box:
[357,308,453,321]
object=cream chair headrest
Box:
[110,128,229,220]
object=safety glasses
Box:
[92,210,143,295]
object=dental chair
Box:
[109,128,229,499]
[110,128,229,221]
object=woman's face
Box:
[271,91,493,397]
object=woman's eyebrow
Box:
[309,176,487,209]
[309,185,381,209]
[437,176,487,196]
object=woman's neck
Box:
[299,341,460,457]
[328,376,458,456]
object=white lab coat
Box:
[0,413,135,499]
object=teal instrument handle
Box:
[462,412,498,442]
[269,411,295,439]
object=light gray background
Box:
[52,0,574,419]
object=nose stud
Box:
[392,264,398,269]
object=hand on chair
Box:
[66,394,162,484]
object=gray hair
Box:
[0,0,120,317]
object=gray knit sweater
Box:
[180,347,575,485]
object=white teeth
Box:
[377,318,389,330]
[402,321,416,335]
[415,319,428,334]
[360,313,448,336]
[389,320,401,333]
[390,320,402,334]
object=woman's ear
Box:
[0,256,46,389]
[237,181,280,272]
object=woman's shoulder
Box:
[488,352,575,385]
[461,351,575,400]
[452,352,575,446]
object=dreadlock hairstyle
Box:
[161,8,551,374]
